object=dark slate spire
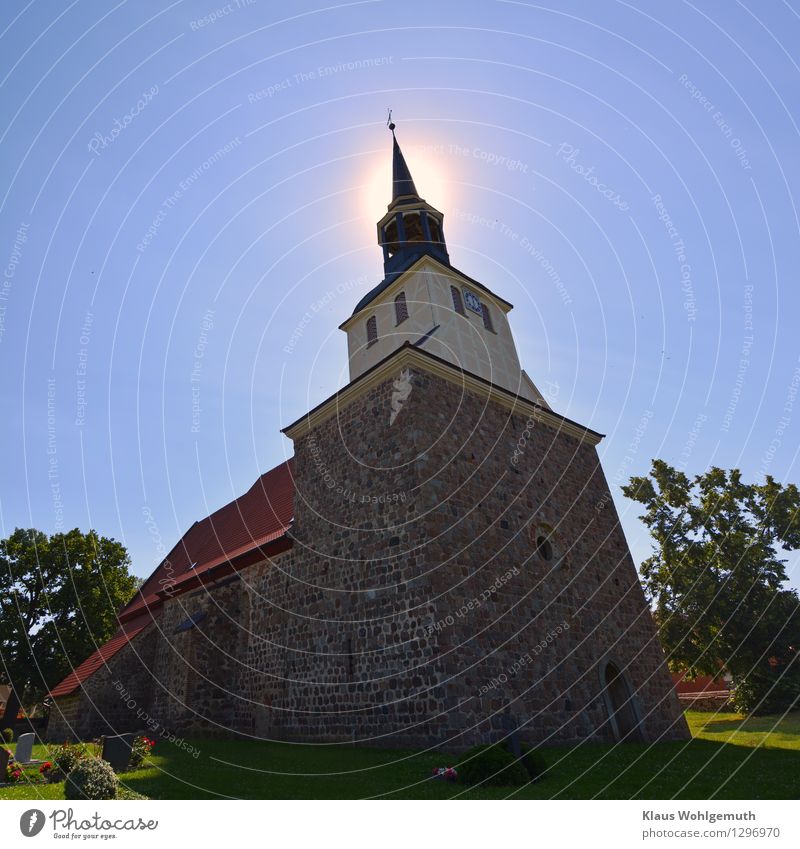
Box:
[389,119,420,203]
[363,114,449,297]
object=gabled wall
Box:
[342,258,544,405]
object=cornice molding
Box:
[282,343,603,446]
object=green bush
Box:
[117,786,149,800]
[457,743,529,787]
[50,743,86,775]
[516,743,547,782]
[1,728,13,743]
[731,669,800,715]
[65,757,118,800]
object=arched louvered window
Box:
[481,302,494,332]
[395,291,409,325]
[451,286,465,315]
[366,315,378,346]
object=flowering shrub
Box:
[53,743,81,773]
[5,752,23,783]
[65,757,118,800]
[431,766,458,782]
[39,761,53,775]
[49,742,87,782]
[129,735,155,769]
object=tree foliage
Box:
[623,461,800,714]
[0,527,138,717]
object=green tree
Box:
[0,527,138,723]
[623,461,800,714]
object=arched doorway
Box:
[603,662,642,742]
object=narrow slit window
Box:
[366,315,378,346]
[451,286,465,315]
[395,291,409,325]
[481,302,494,332]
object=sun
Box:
[361,139,451,221]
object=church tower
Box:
[46,120,689,754]
[274,121,689,749]
[340,122,547,406]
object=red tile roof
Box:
[49,458,295,697]
[119,458,294,620]
[672,671,732,695]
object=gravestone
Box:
[14,733,35,764]
[0,747,10,784]
[101,733,135,772]
[501,712,522,759]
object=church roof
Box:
[48,458,295,698]
[348,254,514,319]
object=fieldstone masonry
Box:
[48,627,157,742]
[49,359,688,750]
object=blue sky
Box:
[1,0,799,585]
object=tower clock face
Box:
[463,289,482,314]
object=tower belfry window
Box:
[481,302,494,332]
[366,315,378,346]
[395,292,408,325]
[427,216,442,243]
[402,212,425,242]
[383,218,400,257]
[451,286,465,315]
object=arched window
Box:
[382,218,400,258]
[536,533,554,562]
[451,286,465,315]
[481,302,494,332]
[366,315,378,346]
[533,523,558,564]
[603,662,642,742]
[395,291,409,325]
[402,212,425,242]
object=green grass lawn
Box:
[2,710,799,800]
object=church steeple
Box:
[390,122,420,202]
[377,117,449,274]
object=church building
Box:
[47,122,688,751]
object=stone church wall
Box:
[147,576,251,737]
[47,626,158,742]
[239,372,449,746]
[391,366,687,747]
[49,360,687,750]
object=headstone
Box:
[101,733,135,772]
[0,746,10,782]
[14,733,35,764]
[501,712,522,759]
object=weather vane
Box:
[387,108,395,132]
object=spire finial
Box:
[387,108,395,133]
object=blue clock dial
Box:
[463,289,482,314]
